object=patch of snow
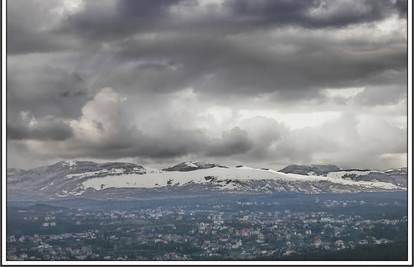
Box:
[82,166,401,191]
[110,168,125,174]
[70,190,85,196]
[39,185,48,191]
[66,170,107,179]
[184,162,198,168]
[62,160,77,168]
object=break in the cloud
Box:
[7,0,408,170]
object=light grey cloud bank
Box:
[7,0,407,170]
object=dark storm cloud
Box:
[102,30,405,100]
[7,64,91,119]
[7,25,66,55]
[8,116,73,141]
[206,127,253,157]
[56,0,182,42]
[7,0,407,100]
[118,0,182,17]
[52,0,407,43]
[226,0,407,28]
[8,0,406,54]
[35,87,253,160]
[6,0,408,168]
[65,126,253,160]
[7,0,76,54]
[393,0,409,17]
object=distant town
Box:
[7,192,408,261]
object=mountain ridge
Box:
[7,160,407,201]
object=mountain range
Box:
[7,160,407,201]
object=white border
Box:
[1,0,412,265]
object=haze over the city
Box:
[7,0,407,170]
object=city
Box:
[7,192,408,261]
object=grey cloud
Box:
[225,0,396,28]
[394,0,409,17]
[65,124,254,160]
[27,88,251,160]
[6,0,407,169]
[8,88,407,169]
[7,97,407,170]
[274,113,407,169]
[53,0,407,44]
[118,0,182,17]
[354,85,407,106]
[7,0,76,54]
[8,116,73,141]
[206,127,253,157]
[7,65,90,119]
[104,31,405,101]
[8,0,407,102]
[50,126,253,160]
[236,117,288,160]
[56,0,182,42]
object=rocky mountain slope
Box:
[279,164,407,187]
[7,161,407,200]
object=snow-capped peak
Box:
[7,160,407,200]
[61,160,78,168]
[183,161,199,168]
[162,161,228,172]
[82,165,404,194]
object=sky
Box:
[7,0,408,170]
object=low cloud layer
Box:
[7,0,408,170]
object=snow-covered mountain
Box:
[7,160,146,200]
[162,161,228,172]
[279,164,407,187]
[278,164,342,176]
[7,161,407,200]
